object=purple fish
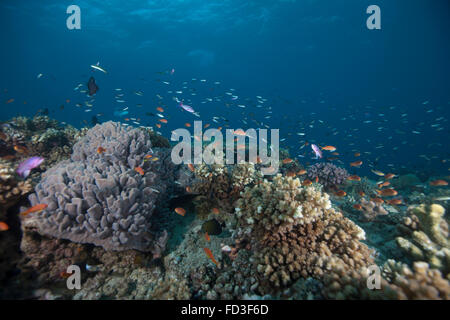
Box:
[179,102,194,113]
[16,156,44,178]
[311,144,322,159]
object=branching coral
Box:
[235,174,372,294]
[322,258,450,300]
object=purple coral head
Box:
[16,156,44,178]
[307,162,349,189]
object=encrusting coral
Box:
[23,121,172,255]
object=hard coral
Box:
[307,162,349,190]
[0,159,32,220]
[396,204,449,276]
[235,174,372,294]
[24,122,171,254]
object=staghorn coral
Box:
[359,198,388,222]
[235,174,372,294]
[396,204,449,275]
[24,121,171,254]
[307,162,349,190]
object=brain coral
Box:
[26,122,172,254]
[307,162,349,190]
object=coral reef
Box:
[1,116,85,168]
[307,162,349,190]
[0,159,32,220]
[396,204,449,276]
[235,174,373,294]
[24,122,172,254]
[359,198,388,222]
[322,259,450,300]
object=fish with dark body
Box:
[87,77,99,96]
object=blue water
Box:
[1,0,449,177]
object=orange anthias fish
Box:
[204,232,210,241]
[354,152,361,157]
[144,154,153,159]
[156,107,164,113]
[387,199,403,205]
[185,123,191,127]
[97,147,106,154]
[358,191,366,197]
[204,247,218,266]
[378,181,390,188]
[384,173,396,180]
[185,186,192,193]
[334,190,347,197]
[212,208,220,215]
[377,188,398,197]
[5,98,14,104]
[302,179,312,186]
[297,169,307,175]
[371,197,384,204]
[20,203,48,216]
[286,171,296,177]
[175,207,186,216]
[159,119,168,124]
[429,180,448,186]
[282,158,293,164]
[187,163,195,172]
[0,221,9,231]
[13,145,28,154]
[135,167,145,175]
[156,123,161,128]
[350,161,363,167]
[347,175,361,181]
[315,176,319,183]
[234,129,246,136]
[353,204,363,211]
[321,146,336,152]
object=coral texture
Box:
[359,198,388,221]
[396,204,449,275]
[307,162,349,190]
[235,175,372,294]
[25,122,171,254]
